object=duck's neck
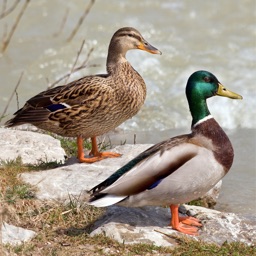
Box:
[188,97,211,127]
[106,44,128,73]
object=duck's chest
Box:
[113,69,147,116]
[193,119,234,172]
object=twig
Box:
[53,7,69,37]
[0,71,23,120]
[61,209,72,215]
[1,23,8,44]
[47,62,98,89]
[15,87,20,110]
[80,46,94,66]
[154,229,179,239]
[1,0,7,16]
[64,39,85,84]
[66,0,95,42]
[1,0,30,53]
[47,46,97,89]
[0,0,19,20]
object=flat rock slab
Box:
[20,144,152,200]
[2,222,37,245]
[90,205,256,247]
[0,128,66,165]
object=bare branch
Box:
[64,39,86,84]
[15,87,20,110]
[1,23,8,43]
[1,71,24,120]
[47,38,98,89]
[81,46,94,66]
[66,0,95,42]
[47,61,98,89]
[53,7,69,37]
[1,0,7,15]
[0,0,20,20]
[1,0,30,53]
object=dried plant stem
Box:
[53,7,69,37]
[2,23,8,44]
[47,46,96,89]
[1,0,30,53]
[1,71,23,120]
[66,0,95,42]
[0,0,19,20]
[1,0,7,16]
[47,60,98,89]
[64,39,85,84]
[80,46,94,66]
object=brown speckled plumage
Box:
[5,27,161,163]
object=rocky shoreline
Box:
[0,128,255,246]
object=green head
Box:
[186,70,242,126]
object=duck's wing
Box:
[89,134,199,201]
[27,75,109,107]
[5,74,110,126]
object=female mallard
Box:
[88,70,242,235]
[5,27,161,163]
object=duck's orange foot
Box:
[78,151,122,163]
[172,222,199,236]
[179,216,202,227]
[170,204,202,236]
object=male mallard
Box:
[5,27,161,163]
[88,70,242,235]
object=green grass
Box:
[171,237,256,255]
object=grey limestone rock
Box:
[2,222,37,245]
[0,128,66,165]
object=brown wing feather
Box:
[5,74,110,127]
[27,74,109,107]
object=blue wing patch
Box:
[46,103,69,112]
[147,179,163,190]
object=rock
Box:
[0,128,66,165]
[19,144,151,200]
[90,205,256,246]
[2,222,37,245]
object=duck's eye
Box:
[128,34,133,37]
[203,77,211,83]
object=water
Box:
[0,0,255,214]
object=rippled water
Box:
[0,0,255,214]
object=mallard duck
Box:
[88,70,242,235]
[5,27,161,163]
